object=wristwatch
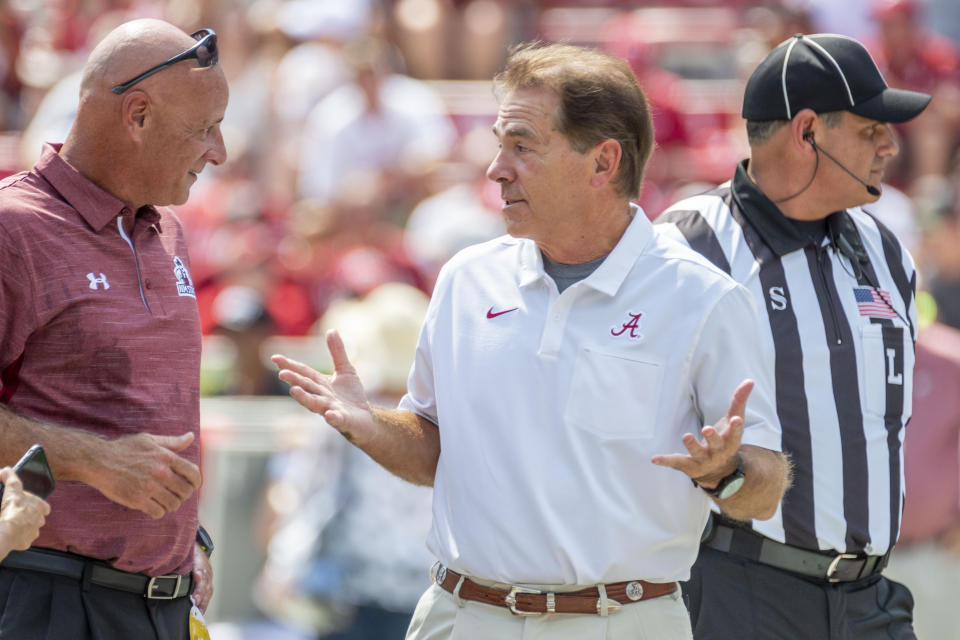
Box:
[196,524,214,558]
[696,453,746,500]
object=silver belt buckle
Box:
[505,585,542,615]
[146,574,183,599]
[825,553,858,582]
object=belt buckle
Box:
[504,585,542,615]
[825,553,859,582]
[146,574,183,599]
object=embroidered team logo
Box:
[172,256,195,298]
[611,311,643,340]
[87,272,110,290]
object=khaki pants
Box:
[405,581,692,640]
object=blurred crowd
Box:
[2,0,958,392]
[3,0,960,638]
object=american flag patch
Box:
[853,286,897,319]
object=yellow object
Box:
[188,598,211,640]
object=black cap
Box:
[742,33,931,123]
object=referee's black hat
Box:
[741,33,930,123]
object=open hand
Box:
[652,379,753,487]
[272,329,377,445]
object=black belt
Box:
[1,548,192,599]
[703,517,889,583]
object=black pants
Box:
[0,566,191,640]
[683,545,916,640]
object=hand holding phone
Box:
[0,444,55,502]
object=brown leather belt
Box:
[434,566,677,615]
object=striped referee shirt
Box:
[656,161,917,556]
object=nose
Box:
[206,125,228,166]
[877,124,899,159]
[486,148,512,184]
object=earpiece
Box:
[803,131,814,143]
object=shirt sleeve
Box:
[689,282,783,453]
[396,263,449,423]
[0,221,37,373]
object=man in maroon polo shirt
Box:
[0,18,226,639]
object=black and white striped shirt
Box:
[656,161,917,556]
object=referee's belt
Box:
[1,548,193,599]
[703,516,890,583]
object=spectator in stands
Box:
[296,37,457,217]
[867,0,960,186]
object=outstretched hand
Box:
[272,329,376,445]
[652,379,753,487]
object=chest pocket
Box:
[564,348,663,439]
[860,324,911,418]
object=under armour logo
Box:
[611,311,643,339]
[87,272,110,290]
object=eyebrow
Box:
[492,122,540,143]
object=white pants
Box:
[884,542,960,640]
[405,582,692,640]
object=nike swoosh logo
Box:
[487,306,519,319]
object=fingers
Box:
[154,432,195,452]
[1,468,22,493]
[270,354,320,382]
[150,433,202,490]
[726,379,754,422]
[33,495,51,517]
[288,385,335,419]
[326,329,357,375]
[192,545,214,612]
[277,368,326,396]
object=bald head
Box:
[82,19,200,95]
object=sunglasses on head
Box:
[111,29,218,94]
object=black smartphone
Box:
[0,444,55,501]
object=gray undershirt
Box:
[541,251,608,293]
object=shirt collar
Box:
[732,159,849,256]
[517,203,654,296]
[36,143,161,232]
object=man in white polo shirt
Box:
[273,42,791,639]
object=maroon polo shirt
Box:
[0,143,202,576]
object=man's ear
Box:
[590,138,622,189]
[121,92,151,142]
[791,109,819,154]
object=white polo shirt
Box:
[399,206,781,585]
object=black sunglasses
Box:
[111,29,218,94]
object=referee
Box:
[656,34,930,639]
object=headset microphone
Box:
[804,134,881,197]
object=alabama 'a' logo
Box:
[173,256,195,298]
[611,311,643,340]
